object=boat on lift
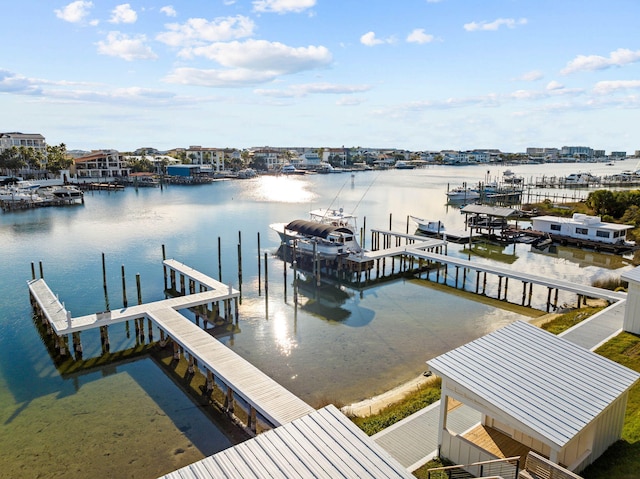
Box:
[270,208,362,259]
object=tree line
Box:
[586,189,640,227]
[0,144,73,177]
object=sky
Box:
[2,0,640,153]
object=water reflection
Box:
[295,274,354,322]
[461,241,519,264]
[531,244,632,270]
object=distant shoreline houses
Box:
[1,131,639,181]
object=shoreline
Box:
[339,311,571,418]
[341,372,439,417]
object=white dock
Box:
[28,259,315,428]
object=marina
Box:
[2,162,640,478]
[27,238,632,478]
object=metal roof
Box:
[460,204,520,218]
[159,405,415,479]
[428,320,640,449]
[532,215,633,231]
[622,266,640,284]
[286,219,353,238]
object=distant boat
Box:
[564,172,599,184]
[410,216,445,236]
[446,187,480,202]
[38,185,84,199]
[395,161,416,170]
[281,164,305,175]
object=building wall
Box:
[624,283,640,334]
[531,217,627,244]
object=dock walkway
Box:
[406,248,626,303]
[28,260,315,428]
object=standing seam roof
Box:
[428,320,640,448]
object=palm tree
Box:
[0,146,26,176]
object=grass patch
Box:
[539,306,606,335]
[412,457,451,479]
[349,378,441,436]
[580,332,640,479]
[591,276,628,291]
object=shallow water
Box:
[0,162,634,477]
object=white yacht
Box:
[270,208,362,259]
[410,216,445,235]
[446,186,480,202]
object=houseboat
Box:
[531,213,633,246]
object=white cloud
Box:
[360,32,382,46]
[406,29,435,44]
[160,5,177,17]
[254,82,370,98]
[360,31,395,46]
[110,4,137,24]
[164,40,332,87]
[561,48,640,74]
[593,80,640,94]
[164,67,277,87]
[54,1,94,24]
[0,69,42,95]
[253,0,315,14]
[336,96,364,106]
[96,32,158,61]
[516,70,544,82]
[156,16,255,48]
[186,39,331,72]
[463,18,527,32]
[546,80,564,91]
[0,68,189,106]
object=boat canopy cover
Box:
[286,220,353,239]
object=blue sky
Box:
[2,0,640,153]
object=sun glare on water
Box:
[250,176,316,203]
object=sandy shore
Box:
[341,373,440,417]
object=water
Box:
[0,162,635,478]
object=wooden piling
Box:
[264,252,269,296]
[162,244,167,290]
[218,236,222,282]
[237,242,243,301]
[102,253,110,311]
[121,265,128,307]
[257,232,262,295]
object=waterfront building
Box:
[0,131,46,155]
[73,149,131,179]
[251,147,284,171]
[526,147,559,162]
[184,146,227,172]
[531,213,633,245]
[560,146,594,161]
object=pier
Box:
[364,229,626,311]
[28,259,315,433]
[25,239,634,478]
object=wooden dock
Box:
[364,229,626,311]
[28,259,315,431]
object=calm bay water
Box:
[0,162,635,478]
